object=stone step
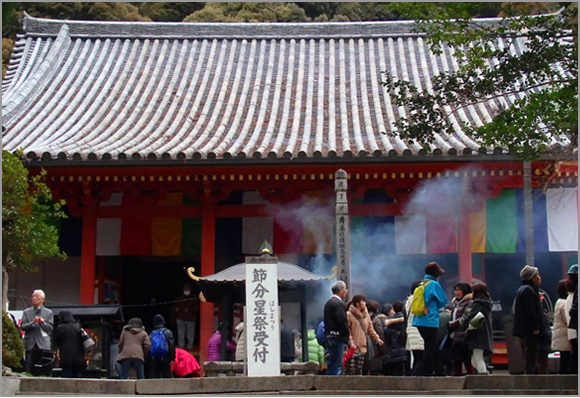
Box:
[464,375,578,391]
[5,374,579,396]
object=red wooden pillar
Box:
[199,202,216,373]
[80,204,97,304]
[458,205,473,284]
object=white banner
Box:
[245,263,280,376]
[547,187,578,251]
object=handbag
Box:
[467,311,485,331]
[80,328,96,354]
[356,317,375,359]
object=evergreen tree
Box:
[382,2,577,159]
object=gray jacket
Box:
[20,306,54,351]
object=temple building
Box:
[3,14,577,366]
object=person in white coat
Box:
[552,279,572,374]
[405,281,424,375]
[234,321,246,362]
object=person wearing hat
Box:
[565,264,578,373]
[411,261,448,376]
[512,265,550,374]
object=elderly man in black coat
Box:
[512,265,550,374]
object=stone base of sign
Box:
[203,361,320,377]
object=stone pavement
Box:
[2,374,578,395]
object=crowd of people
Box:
[320,261,579,376]
[16,261,578,379]
[18,289,200,379]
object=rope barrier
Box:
[9,294,199,310]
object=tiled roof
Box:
[1,14,571,164]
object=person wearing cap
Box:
[512,265,550,374]
[411,261,448,376]
[565,264,578,374]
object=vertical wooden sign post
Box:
[335,169,351,296]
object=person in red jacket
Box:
[171,348,201,377]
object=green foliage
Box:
[2,38,14,79]
[138,2,205,22]
[183,2,309,22]
[2,3,21,37]
[2,150,66,273]
[333,2,401,22]
[295,2,339,21]
[382,3,578,159]
[22,2,150,21]
[2,311,24,370]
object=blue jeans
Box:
[325,339,346,375]
[119,358,145,379]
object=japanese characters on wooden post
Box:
[245,257,280,376]
[335,169,351,293]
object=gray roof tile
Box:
[1,14,571,163]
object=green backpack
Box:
[410,280,432,316]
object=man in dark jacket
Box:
[512,265,549,374]
[323,280,353,375]
[149,314,176,378]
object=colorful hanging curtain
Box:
[151,193,183,256]
[469,206,486,253]
[395,215,426,254]
[426,213,457,253]
[242,191,273,254]
[486,189,517,253]
[96,193,122,256]
[182,193,201,257]
[302,191,333,255]
[120,192,152,256]
[515,189,549,253]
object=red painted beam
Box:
[458,206,473,284]
[199,203,216,375]
[80,205,97,304]
[91,202,404,218]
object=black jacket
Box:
[512,282,548,339]
[280,321,295,360]
[53,312,86,369]
[461,297,493,356]
[324,296,349,343]
[382,312,407,364]
[570,286,578,331]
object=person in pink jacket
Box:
[206,322,236,361]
